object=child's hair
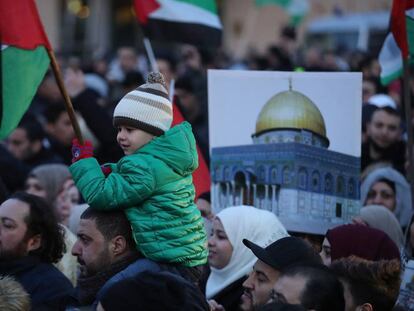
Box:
[330,256,401,311]
[113,72,173,136]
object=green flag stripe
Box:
[175,0,218,14]
[381,68,403,86]
[1,46,49,138]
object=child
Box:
[69,72,207,271]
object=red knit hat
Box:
[326,224,400,262]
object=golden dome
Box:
[255,90,327,138]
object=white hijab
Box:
[206,205,288,299]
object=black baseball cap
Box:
[242,236,322,270]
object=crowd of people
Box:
[0,25,414,311]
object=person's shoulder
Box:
[42,262,73,277]
[34,262,73,287]
[20,261,74,304]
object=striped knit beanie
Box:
[113,72,172,136]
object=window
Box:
[311,171,320,191]
[298,168,308,189]
[336,176,345,195]
[271,167,278,182]
[348,178,355,197]
[257,166,266,180]
[336,203,342,218]
[325,174,333,193]
[283,166,291,185]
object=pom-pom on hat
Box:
[113,72,172,136]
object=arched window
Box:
[298,168,308,189]
[311,171,320,191]
[283,166,291,185]
[257,165,266,181]
[336,176,345,195]
[325,173,333,193]
[271,167,278,183]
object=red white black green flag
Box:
[0,0,51,138]
[133,0,222,47]
[379,0,414,85]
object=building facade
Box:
[211,86,360,234]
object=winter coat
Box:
[95,258,162,306]
[70,122,207,267]
[0,256,74,311]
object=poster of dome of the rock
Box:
[208,70,362,234]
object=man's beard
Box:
[0,240,29,261]
[77,248,112,277]
[369,137,396,155]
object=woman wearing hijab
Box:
[353,205,404,248]
[206,205,288,311]
[25,164,79,285]
[319,224,400,266]
[361,166,412,228]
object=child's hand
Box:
[72,138,94,163]
[101,165,112,176]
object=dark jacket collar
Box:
[0,255,41,276]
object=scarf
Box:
[29,164,71,206]
[360,205,404,248]
[76,253,140,305]
[361,166,412,228]
[206,205,288,299]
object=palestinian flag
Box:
[0,0,51,139]
[133,0,222,47]
[379,0,414,85]
[172,99,210,199]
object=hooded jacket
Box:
[360,167,412,228]
[70,122,207,266]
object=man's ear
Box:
[110,235,127,256]
[358,303,373,311]
[27,234,42,252]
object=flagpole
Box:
[47,49,84,145]
[403,59,414,197]
[143,37,159,72]
[169,79,175,101]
